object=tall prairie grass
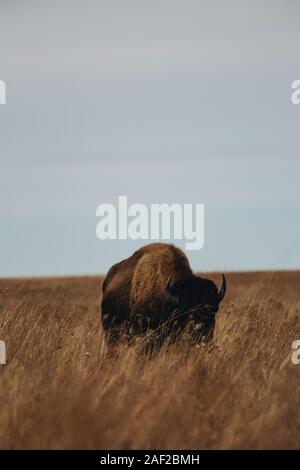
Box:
[0,272,299,449]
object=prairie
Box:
[0,271,299,449]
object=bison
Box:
[101,243,226,345]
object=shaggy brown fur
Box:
[130,243,192,312]
[101,243,226,343]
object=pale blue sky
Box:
[0,1,300,276]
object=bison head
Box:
[166,273,226,342]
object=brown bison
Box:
[101,243,226,344]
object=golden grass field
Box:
[0,271,299,449]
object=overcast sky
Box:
[1,1,300,276]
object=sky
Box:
[0,0,300,276]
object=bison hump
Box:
[129,245,192,311]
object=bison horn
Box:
[218,274,226,302]
[166,274,172,293]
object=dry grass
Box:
[0,271,299,449]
